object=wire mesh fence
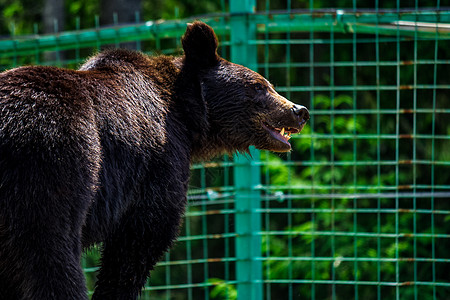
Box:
[0,1,449,299]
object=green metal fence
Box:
[1,1,449,299]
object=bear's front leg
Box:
[92,204,184,300]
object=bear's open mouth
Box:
[262,122,301,147]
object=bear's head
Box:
[181,22,309,157]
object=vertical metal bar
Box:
[53,18,61,66]
[135,11,142,51]
[230,2,262,300]
[413,2,418,299]
[216,7,229,293]
[233,149,262,300]
[95,15,101,51]
[113,13,119,48]
[264,151,271,300]
[329,18,336,300]
[165,252,171,300]
[285,1,293,299]
[395,2,401,299]
[10,22,18,68]
[186,215,193,300]
[220,0,228,60]
[75,17,81,64]
[351,2,358,300]
[374,4,382,300]
[223,155,231,299]
[200,167,210,300]
[263,2,271,300]
[431,3,440,298]
[308,1,316,299]
[33,23,40,65]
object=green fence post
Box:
[230,1,262,300]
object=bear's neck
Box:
[152,57,240,162]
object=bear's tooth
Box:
[280,128,285,135]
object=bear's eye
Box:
[255,83,265,92]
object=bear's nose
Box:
[292,104,310,122]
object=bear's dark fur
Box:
[0,22,309,299]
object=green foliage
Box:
[82,247,101,293]
[143,0,225,21]
[208,278,237,300]
[66,0,100,29]
[0,0,225,35]
[0,0,41,34]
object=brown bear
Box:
[0,22,309,299]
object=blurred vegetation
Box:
[0,0,448,299]
[0,0,226,35]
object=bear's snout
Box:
[291,104,310,124]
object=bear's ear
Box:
[182,21,219,68]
